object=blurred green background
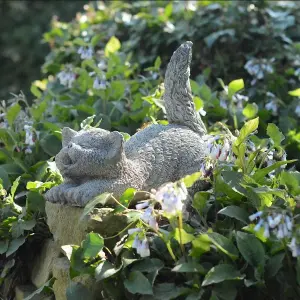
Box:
[0,0,85,100]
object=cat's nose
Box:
[67,143,73,149]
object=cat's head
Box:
[56,127,125,179]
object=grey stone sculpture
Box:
[45,41,208,206]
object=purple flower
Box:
[249,211,263,222]
[155,182,187,215]
[93,77,107,90]
[136,201,149,210]
[289,237,300,257]
[57,69,76,88]
[132,236,150,257]
[140,207,158,231]
[78,46,93,60]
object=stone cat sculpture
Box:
[45,41,208,206]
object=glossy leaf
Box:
[208,232,239,260]
[124,271,153,295]
[218,205,249,224]
[267,123,285,146]
[81,232,104,259]
[228,79,244,99]
[202,264,244,286]
[236,232,265,268]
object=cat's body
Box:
[45,41,208,206]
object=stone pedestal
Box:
[27,201,128,300]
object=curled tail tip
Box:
[172,41,193,59]
[178,41,193,49]
[183,41,193,47]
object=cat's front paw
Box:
[45,185,62,203]
[45,183,76,204]
[64,185,102,207]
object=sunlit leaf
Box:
[202,264,244,286]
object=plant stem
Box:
[103,221,137,240]
[178,213,186,260]
[258,146,274,170]
[165,240,177,261]
[111,195,130,211]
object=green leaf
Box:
[202,264,244,286]
[0,240,9,254]
[73,38,87,46]
[7,103,21,127]
[228,79,244,99]
[110,81,126,99]
[208,232,239,260]
[243,224,267,243]
[193,96,204,112]
[117,187,136,210]
[10,176,20,198]
[2,163,23,175]
[91,34,102,47]
[95,260,122,281]
[81,232,104,259]
[288,88,300,96]
[0,128,17,151]
[21,219,36,230]
[220,171,246,196]
[193,191,210,215]
[267,123,285,147]
[218,206,249,224]
[182,172,201,188]
[280,171,300,196]
[131,258,164,273]
[105,36,121,57]
[6,236,26,257]
[204,29,235,48]
[80,115,96,129]
[265,252,284,278]
[80,193,112,221]
[153,283,186,300]
[242,103,258,119]
[164,2,173,17]
[190,234,211,258]
[0,166,11,189]
[66,282,93,300]
[233,118,259,154]
[236,232,265,268]
[70,246,94,278]
[26,181,52,191]
[174,228,195,244]
[213,282,237,300]
[124,271,153,295]
[199,84,211,102]
[40,134,62,156]
[253,160,297,183]
[172,262,206,274]
[154,56,162,69]
[26,191,45,213]
[30,84,42,98]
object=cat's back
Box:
[124,123,206,187]
[124,123,204,157]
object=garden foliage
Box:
[1,1,300,299]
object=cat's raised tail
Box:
[164,41,207,136]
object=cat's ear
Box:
[62,127,77,147]
[106,131,124,161]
